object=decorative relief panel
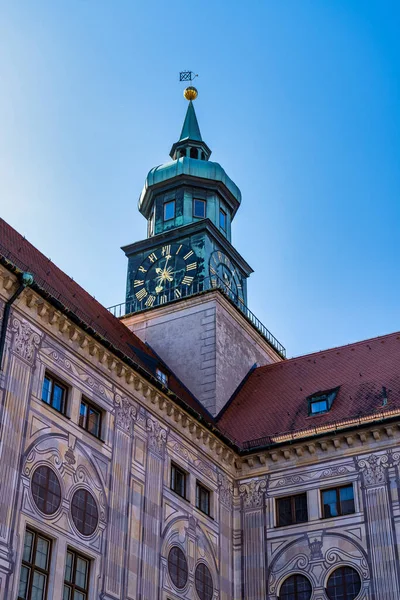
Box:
[217,472,233,509]
[167,439,217,483]
[114,394,137,435]
[147,417,167,456]
[357,453,389,487]
[269,462,355,490]
[239,477,267,509]
[12,317,41,363]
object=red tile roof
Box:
[0,218,214,424]
[217,331,400,446]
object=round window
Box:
[31,465,61,515]
[167,546,188,589]
[326,567,361,600]
[71,489,98,536]
[279,574,312,600]
[195,563,213,600]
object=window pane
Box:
[294,494,308,523]
[63,586,71,600]
[88,408,100,437]
[194,199,206,218]
[277,497,292,526]
[74,592,86,600]
[35,537,49,570]
[52,384,64,412]
[79,402,87,429]
[23,530,34,562]
[340,485,355,515]
[219,209,226,230]
[75,557,88,589]
[18,565,30,599]
[164,201,175,221]
[41,377,52,404]
[65,551,74,583]
[31,571,46,600]
[322,489,338,518]
[310,399,328,413]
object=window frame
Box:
[279,573,312,600]
[276,492,308,527]
[164,200,175,221]
[78,397,103,440]
[31,465,62,515]
[18,528,52,600]
[170,462,187,500]
[321,484,355,519]
[196,481,211,516]
[193,198,206,219]
[308,387,339,416]
[41,373,68,415]
[156,368,168,387]
[63,547,91,600]
[326,566,361,600]
[219,208,227,232]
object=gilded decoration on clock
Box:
[209,250,244,305]
[133,243,199,307]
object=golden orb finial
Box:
[184,86,198,101]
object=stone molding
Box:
[114,394,137,435]
[147,418,167,456]
[357,452,389,487]
[239,477,267,509]
[217,472,234,509]
[11,317,41,363]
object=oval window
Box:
[195,563,213,600]
[167,546,188,589]
[71,489,99,536]
[31,466,61,515]
[326,566,361,600]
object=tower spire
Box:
[170,86,211,161]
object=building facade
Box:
[1,89,400,600]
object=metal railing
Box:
[107,276,286,358]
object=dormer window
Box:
[156,368,168,387]
[308,387,339,416]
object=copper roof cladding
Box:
[0,218,215,425]
[217,331,400,447]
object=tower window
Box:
[164,200,175,221]
[219,208,227,232]
[178,149,186,158]
[190,147,198,159]
[193,199,206,218]
[149,210,154,236]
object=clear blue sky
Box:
[1,1,399,357]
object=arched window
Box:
[31,466,61,515]
[326,567,361,600]
[195,563,213,600]
[71,489,99,536]
[190,147,198,159]
[167,546,188,589]
[279,574,312,600]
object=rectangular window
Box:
[171,463,186,499]
[193,199,206,218]
[63,548,90,600]
[322,484,355,518]
[164,200,175,221]
[79,398,102,439]
[276,493,308,527]
[41,373,67,415]
[196,482,211,516]
[18,529,51,600]
[219,208,227,231]
[156,368,168,387]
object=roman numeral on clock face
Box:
[174,289,182,298]
[161,245,171,256]
[145,295,156,307]
[134,279,144,287]
[186,262,197,271]
[135,288,148,301]
[138,266,147,273]
[148,252,158,263]
[182,275,194,286]
[183,250,194,260]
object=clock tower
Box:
[120,87,285,415]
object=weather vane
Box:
[179,71,199,101]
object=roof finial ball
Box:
[184,86,198,101]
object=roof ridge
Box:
[254,329,400,374]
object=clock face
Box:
[209,250,244,305]
[133,243,199,307]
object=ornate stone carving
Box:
[308,538,323,560]
[114,395,137,434]
[218,472,234,509]
[358,453,388,487]
[64,447,76,466]
[147,418,167,456]
[239,478,267,509]
[12,318,41,363]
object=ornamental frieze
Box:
[12,317,41,363]
[167,440,217,482]
[239,477,267,509]
[217,471,234,509]
[269,463,355,489]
